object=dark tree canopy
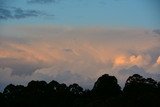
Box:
[69,83,83,95]
[0,74,160,107]
[123,74,158,94]
[92,74,121,97]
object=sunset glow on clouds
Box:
[0,25,160,89]
[157,56,160,65]
[114,54,152,68]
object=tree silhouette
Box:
[92,74,121,98]
[3,84,25,100]
[0,92,5,106]
[3,84,26,107]
[48,80,60,91]
[123,74,146,94]
[69,83,83,95]
[26,81,48,107]
[123,74,160,107]
[123,74,158,94]
[0,73,159,107]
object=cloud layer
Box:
[27,0,57,4]
[0,26,160,90]
[0,7,47,20]
[0,0,53,20]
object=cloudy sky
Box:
[0,0,160,90]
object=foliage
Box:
[0,74,159,107]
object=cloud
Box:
[0,8,13,20]
[113,54,151,68]
[14,8,42,19]
[0,0,54,20]
[153,29,160,35]
[147,56,160,74]
[118,65,159,78]
[0,58,41,75]
[157,56,160,65]
[0,26,160,89]
[0,7,50,20]
[27,0,57,4]
[118,65,145,76]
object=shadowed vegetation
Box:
[0,74,160,107]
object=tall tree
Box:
[92,74,121,98]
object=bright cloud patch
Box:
[157,56,160,65]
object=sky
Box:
[0,0,160,90]
[0,0,160,28]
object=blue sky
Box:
[0,0,160,28]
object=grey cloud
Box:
[14,8,41,19]
[0,8,13,19]
[143,46,160,65]
[51,70,94,88]
[118,65,160,80]
[27,0,57,4]
[153,29,160,35]
[0,7,50,20]
[11,65,39,76]
[0,58,45,76]
[63,48,74,53]
[119,65,146,76]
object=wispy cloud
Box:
[0,0,54,20]
[153,29,160,36]
[0,7,47,20]
[27,0,57,4]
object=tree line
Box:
[0,74,160,107]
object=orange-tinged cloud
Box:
[130,55,143,64]
[157,56,160,65]
[0,51,12,58]
[113,54,151,67]
[0,26,160,89]
[114,56,128,65]
[0,25,160,77]
[0,42,64,63]
[129,55,150,66]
